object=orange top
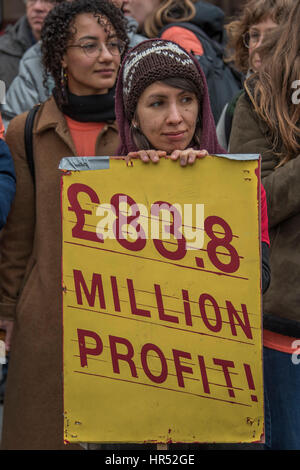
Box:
[161,26,204,56]
[0,113,5,140]
[65,115,105,156]
[263,330,299,354]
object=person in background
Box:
[121,0,243,124]
[0,0,128,450]
[229,1,300,450]
[117,0,146,47]
[0,0,62,90]
[1,0,146,130]
[216,0,294,150]
[0,113,15,230]
[121,0,224,49]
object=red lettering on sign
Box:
[155,284,179,324]
[127,279,151,317]
[72,271,254,340]
[76,329,258,404]
[226,301,253,340]
[111,276,121,312]
[77,329,103,367]
[152,201,187,261]
[244,363,258,402]
[199,293,222,333]
[182,289,193,326]
[173,349,193,388]
[109,335,138,377]
[68,186,243,275]
[141,343,168,384]
[196,215,240,273]
[110,193,146,251]
[68,183,102,243]
[73,269,106,309]
[198,355,210,394]
[213,358,236,398]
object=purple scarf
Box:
[115,39,226,156]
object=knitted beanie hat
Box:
[122,39,204,121]
[115,39,226,156]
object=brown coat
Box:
[0,96,119,449]
[229,92,300,337]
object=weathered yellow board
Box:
[61,156,264,445]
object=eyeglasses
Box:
[67,39,126,57]
[243,31,262,48]
[242,29,274,48]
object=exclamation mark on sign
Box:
[244,364,258,402]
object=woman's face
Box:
[134,81,199,154]
[122,0,160,29]
[62,13,121,95]
[248,16,277,70]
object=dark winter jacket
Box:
[230,92,300,337]
[0,15,35,90]
[158,1,242,124]
[191,0,226,44]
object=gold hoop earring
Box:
[61,67,68,98]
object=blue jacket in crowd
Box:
[0,139,16,229]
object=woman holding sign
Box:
[114,39,271,449]
[0,0,128,450]
[115,38,270,258]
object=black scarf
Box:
[53,86,116,123]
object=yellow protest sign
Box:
[61,155,263,445]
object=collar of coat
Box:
[34,96,118,155]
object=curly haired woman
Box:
[0,0,128,450]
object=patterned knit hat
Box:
[115,39,225,156]
[122,39,204,121]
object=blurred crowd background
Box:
[0,0,245,30]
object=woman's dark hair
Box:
[41,0,129,108]
[132,77,202,150]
